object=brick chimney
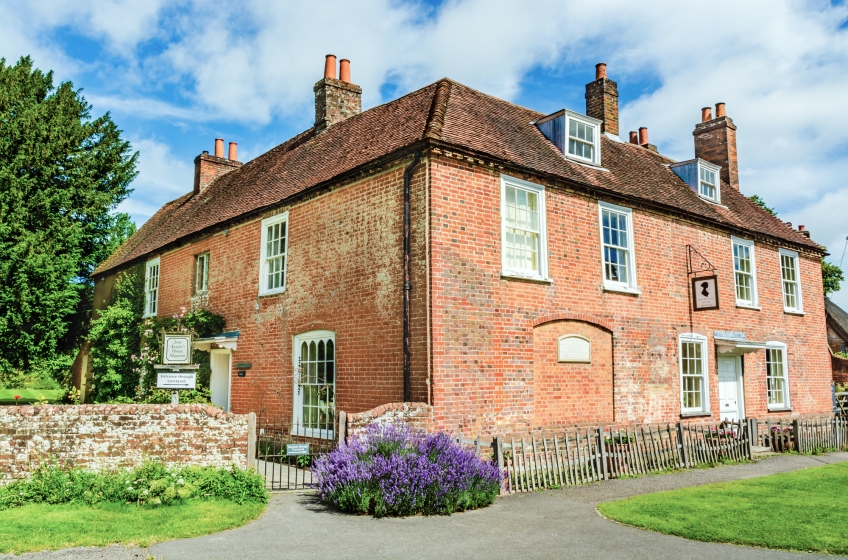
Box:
[585,62,619,136]
[314,54,362,133]
[194,138,242,194]
[694,102,739,189]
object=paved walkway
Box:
[6,452,848,560]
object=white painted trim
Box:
[717,354,745,421]
[778,248,804,314]
[563,110,602,167]
[765,341,791,411]
[697,159,722,205]
[292,330,336,440]
[258,212,289,297]
[210,348,232,412]
[679,333,710,415]
[143,257,160,318]
[598,201,639,293]
[731,236,758,307]
[500,175,549,281]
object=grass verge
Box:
[0,389,64,404]
[0,499,266,554]
[598,462,848,555]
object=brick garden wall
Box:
[0,404,250,483]
[428,152,832,435]
[345,402,433,439]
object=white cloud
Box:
[116,137,194,224]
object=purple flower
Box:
[313,424,502,517]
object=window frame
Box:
[679,333,710,415]
[778,248,803,314]
[500,175,549,281]
[598,201,639,294]
[731,236,759,308]
[258,212,289,297]
[194,252,210,295]
[697,161,721,204]
[291,330,336,439]
[765,342,791,411]
[563,110,602,166]
[143,257,160,318]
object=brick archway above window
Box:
[533,313,614,333]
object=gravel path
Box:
[5,451,848,560]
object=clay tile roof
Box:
[94,78,821,276]
[826,299,848,339]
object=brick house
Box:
[85,56,833,436]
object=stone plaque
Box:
[692,275,719,311]
[163,334,192,364]
[558,335,591,363]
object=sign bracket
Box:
[687,245,717,276]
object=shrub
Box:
[313,424,502,517]
[0,461,267,510]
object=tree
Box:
[748,194,843,296]
[0,56,138,380]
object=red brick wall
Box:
[152,157,429,419]
[533,320,614,428]
[427,153,831,435]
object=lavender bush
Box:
[313,424,502,517]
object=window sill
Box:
[681,411,712,418]
[501,272,552,284]
[290,426,335,440]
[783,309,805,316]
[258,287,287,298]
[143,313,158,319]
[603,284,641,296]
[767,407,792,413]
[735,303,761,311]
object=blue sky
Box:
[2,0,848,304]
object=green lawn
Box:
[598,462,848,555]
[0,499,266,554]
[0,389,65,404]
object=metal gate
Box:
[256,415,338,491]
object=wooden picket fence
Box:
[755,416,848,454]
[494,420,751,494]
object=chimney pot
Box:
[798,225,806,231]
[701,107,712,122]
[228,142,237,161]
[715,102,726,118]
[339,59,351,82]
[638,127,649,146]
[214,138,224,158]
[629,131,638,144]
[595,62,607,80]
[324,54,337,80]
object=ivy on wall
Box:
[87,269,225,404]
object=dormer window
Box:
[537,109,602,166]
[670,158,722,204]
[699,165,717,200]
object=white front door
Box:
[210,350,231,411]
[717,356,743,422]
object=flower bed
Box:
[313,424,501,517]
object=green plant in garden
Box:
[0,461,268,510]
[0,56,137,383]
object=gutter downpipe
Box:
[403,150,421,402]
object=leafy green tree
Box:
[0,56,138,380]
[87,267,144,402]
[748,193,843,296]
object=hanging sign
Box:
[156,372,197,389]
[163,334,192,364]
[692,275,719,311]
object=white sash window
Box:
[144,258,160,317]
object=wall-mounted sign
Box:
[156,372,197,389]
[286,443,310,456]
[163,334,192,364]
[692,275,719,311]
[558,335,591,363]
